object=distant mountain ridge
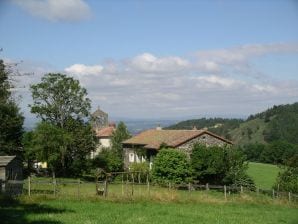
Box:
[166,102,298,146]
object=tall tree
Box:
[0,59,24,156]
[28,73,95,176]
[111,121,131,155]
[30,73,91,128]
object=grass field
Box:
[1,196,297,224]
[247,162,282,190]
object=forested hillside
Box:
[165,118,244,140]
[166,102,298,145]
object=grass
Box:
[247,162,282,190]
[1,195,297,224]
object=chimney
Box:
[156,124,162,130]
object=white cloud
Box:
[65,64,103,75]
[128,53,190,73]
[196,43,298,65]
[9,42,298,120]
[12,0,91,22]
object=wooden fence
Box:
[1,173,297,203]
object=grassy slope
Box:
[229,118,267,146]
[247,162,282,190]
[1,197,297,224]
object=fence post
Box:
[188,182,191,192]
[272,189,275,199]
[288,192,291,202]
[104,175,108,198]
[121,173,124,196]
[224,185,227,200]
[28,175,31,197]
[240,185,243,194]
[77,179,80,198]
[206,183,209,191]
[53,178,56,197]
[147,173,150,197]
[131,173,134,196]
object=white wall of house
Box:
[91,137,112,159]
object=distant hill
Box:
[166,102,298,146]
[165,118,244,140]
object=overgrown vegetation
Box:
[191,144,255,189]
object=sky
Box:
[0,0,298,125]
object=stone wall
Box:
[176,133,229,157]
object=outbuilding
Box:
[0,156,23,194]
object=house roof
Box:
[122,129,232,150]
[0,156,16,166]
[96,126,115,138]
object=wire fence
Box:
[1,172,297,203]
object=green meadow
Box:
[1,195,297,224]
[247,162,282,190]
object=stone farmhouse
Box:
[122,127,232,169]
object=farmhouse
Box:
[0,156,23,194]
[122,128,232,169]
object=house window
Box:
[129,153,134,162]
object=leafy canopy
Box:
[30,73,91,127]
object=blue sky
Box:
[0,0,298,122]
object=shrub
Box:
[152,148,192,185]
[274,155,298,193]
[129,162,150,182]
[191,144,255,189]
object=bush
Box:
[152,148,192,185]
[129,162,150,182]
[93,148,123,172]
[191,144,255,189]
[274,155,298,193]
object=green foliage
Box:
[93,148,123,172]
[108,121,131,171]
[191,144,255,189]
[129,162,150,182]
[242,141,298,165]
[26,73,96,176]
[152,149,192,184]
[0,60,24,156]
[30,73,91,128]
[274,155,298,193]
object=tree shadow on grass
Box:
[0,195,72,224]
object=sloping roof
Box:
[0,156,16,166]
[123,129,232,150]
[96,126,115,138]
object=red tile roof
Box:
[96,126,115,138]
[122,129,232,150]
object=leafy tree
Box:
[0,59,24,156]
[152,148,192,184]
[274,155,298,193]
[93,149,122,172]
[28,122,72,177]
[27,73,95,176]
[109,121,131,171]
[30,73,91,128]
[191,144,255,189]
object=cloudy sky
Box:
[0,0,298,124]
